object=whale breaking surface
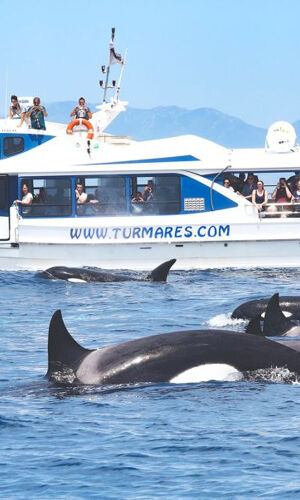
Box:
[47,310,300,386]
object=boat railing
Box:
[259,201,300,218]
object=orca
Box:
[37,259,176,283]
[232,295,300,321]
[47,310,300,386]
[246,293,300,338]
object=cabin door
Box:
[0,176,10,240]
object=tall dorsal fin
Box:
[245,313,264,336]
[146,259,176,282]
[47,310,93,378]
[263,293,295,336]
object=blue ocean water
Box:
[1,268,300,498]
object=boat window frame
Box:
[129,173,182,216]
[3,136,25,157]
[74,174,128,217]
[19,175,73,218]
[0,175,9,213]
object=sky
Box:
[1,0,300,127]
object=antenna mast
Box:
[102,27,115,103]
[100,28,125,103]
[114,49,127,102]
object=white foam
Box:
[208,313,245,328]
[170,363,243,383]
[67,278,87,283]
[246,367,299,384]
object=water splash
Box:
[207,313,246,328]
[245,367,299,384]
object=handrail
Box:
[258,201,300,218]
[210,164,231,211]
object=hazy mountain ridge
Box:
[5,100,300,149]
[44,101,266,148]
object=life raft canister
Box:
[66,119,94,140]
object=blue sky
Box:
[1,0,300,127]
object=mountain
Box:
[44,102,266,148]
[2,101,268,148]
[105,106,267,148]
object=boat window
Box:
[205,170,300,218]
[4,136,24,157]
[130,175,181,215]
[20,177,72,217]
[0,177,8,211]
[75,176,126,216]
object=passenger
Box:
[272,177,293,213]
[132,192,144,203]
[252,180,268,212]
[15,183,33,215]
[241,173,257,200]
[292,180,300,213]
[223,178,234,191]
[87,193,99,204]
[9,95,25,127]
[142,180,154,202]
[70,97,92,120]
[75,183,87,204]
[27,97,48,130]
[37,187,46,203]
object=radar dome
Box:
[265,121,296,153]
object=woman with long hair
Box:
[252,180,268,212]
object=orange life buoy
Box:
[66,118,94,140]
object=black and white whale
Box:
[37,259,176,283]
[47,310,300,386]
[232,295,300,321]
[246,293,300,338]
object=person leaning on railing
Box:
[252,180,268,212]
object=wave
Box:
[207,313,246,328]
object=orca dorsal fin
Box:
[245,313,264,336]
[146,259,176,282]
[263,293,295,336]
[47,310,93,379]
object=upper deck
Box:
[1,120,300,178]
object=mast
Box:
[94,28,128,133]
[114,49,127,102]
[102,27,115,103]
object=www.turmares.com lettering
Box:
[69,224,230,241]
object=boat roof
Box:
[0,131,227,175]
[1,119,300,176]
[229,147,300,172]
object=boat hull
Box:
[0,238,298,270]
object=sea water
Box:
[0,268,300,498]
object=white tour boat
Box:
[0,30,299,270]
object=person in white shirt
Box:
[75,183,88,204]
[223,178,234,191]
[15,183,33,214]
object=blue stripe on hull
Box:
[76,155,200,167]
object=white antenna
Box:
[114,48,127,102]
[100,28,125,103]
[102,27,115,103]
